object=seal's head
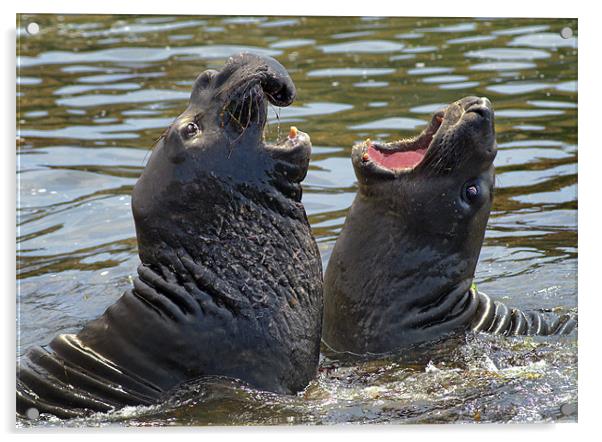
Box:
[352,96,496,265]
[323,96,497,354]
[132,53,312,261]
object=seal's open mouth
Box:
[222,74,311,198]
[227,83,311,166]
[354,97,495,179]
[361,111,444,173]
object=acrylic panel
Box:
[16,14,578,426]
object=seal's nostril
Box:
[480,97,492,108]
[465,96,493,117]
[464,98,481,110]
[273,87,286,101]
[264,81,295,107]
[468,107,489,118]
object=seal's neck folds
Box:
[323,198,480,354]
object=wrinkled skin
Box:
[17,53,323,419]
[323,96,575,357]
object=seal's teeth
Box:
[288,126,298,139]
[366,138,372,146]
[362,152,370,162]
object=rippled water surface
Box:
[16,14,578,426]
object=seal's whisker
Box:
[263,92,282,143]
[142,127,170,166]
[274,105,282,144]
[225,86,260,154]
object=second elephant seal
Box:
[323,96,575,356]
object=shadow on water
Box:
[16,14,577,426]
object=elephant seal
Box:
[17,53,323,419]
[322,96,576,356]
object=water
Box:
[16,15,578,426]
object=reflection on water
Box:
[16,14,577,426]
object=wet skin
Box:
[17,53,323,418]
[322,96,575,356]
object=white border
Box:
[3,1,600,440]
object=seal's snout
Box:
[244,53,296,107]
[448,96,496,163]
[204,53,297,138]
[260,69,296,107]
[479,96,492,108]
[464,96,493,121]
[220,52,296,107]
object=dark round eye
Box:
[465,184,479,202]
[183,122,199,138]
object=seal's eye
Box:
[183,122,199,139]
[464,184,479,202]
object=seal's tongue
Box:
[367,146,427,169]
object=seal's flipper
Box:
[550,314,577,335]
[470,291,576,337]
[16,335,161,418]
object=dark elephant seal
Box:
[17,53,323,418]
[322,96,575,356]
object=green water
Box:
[16,14,577,426]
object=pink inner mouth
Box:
[367,146,428,169]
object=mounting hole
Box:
[560,27,573,39]
[26,22,40,35]
[25,407,40,420]
[560,402,577,416]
